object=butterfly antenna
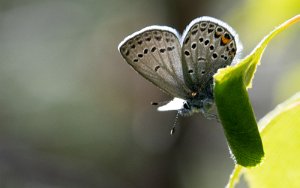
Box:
[170,112,180,135]
[151,100,170,106]
[151,101,159,106]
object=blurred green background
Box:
[0,0,299,187]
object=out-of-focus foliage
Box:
[274,63,300,103]
[227,0,300,50]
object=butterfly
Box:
[118,16,242,119]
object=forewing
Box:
[181,17,240,92]
[118,26,191,99]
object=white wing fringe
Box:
[157,98,186,111]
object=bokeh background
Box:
[0,0,299,187]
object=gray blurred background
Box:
[0,0,299,187]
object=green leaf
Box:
[214,15,300,167]
[227,92,300,188]
[245,93,300,188]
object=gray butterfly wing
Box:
[118,26,192,99]
[181,17,240,94]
